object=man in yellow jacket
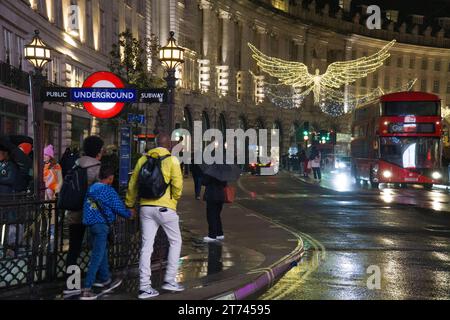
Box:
[126,133,184,299]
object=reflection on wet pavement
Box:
[237,173,450,300]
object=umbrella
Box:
[200,163,242,182]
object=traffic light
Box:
[303,122,310,141]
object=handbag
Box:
[224,185,236,204]
[89,197,116,244]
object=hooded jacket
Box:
[66,156,101,225]
[125,147,183,211]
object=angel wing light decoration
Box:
[249,40,396,105]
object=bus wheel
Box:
[424,184,433,190]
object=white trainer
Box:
[138,286,160,299]
[203,236,219,243]
[162,281,185,292]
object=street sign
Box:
[119,125,132,187]
[82,71,127,119]
[138,89,167,103]
[128,113,145,124]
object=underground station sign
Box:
[42,71,167,119]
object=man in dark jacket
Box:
[0,144,20,257]
[202,173,227,242]
[0,144,19,195]
[60,147,80,178]
[64,136,104,295]
[192,163,203,200]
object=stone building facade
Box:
[1,0,450,156]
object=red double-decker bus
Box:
[351,91,443,189]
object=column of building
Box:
[198,0,215,93]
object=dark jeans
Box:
[206,201,224,238]
[313,167,321,180]
[66,224,86,269]
[193,175,202,197]
[85,224,110,289]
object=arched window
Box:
[182,107,193,133]
[219,113,227,133]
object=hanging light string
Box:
[248,40,396,105]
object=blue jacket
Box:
[83,183,131,225]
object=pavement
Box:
[1,175,304,300]
[237,171,450,299]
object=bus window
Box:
[383,101,440,116]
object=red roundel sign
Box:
[82,71,125,119]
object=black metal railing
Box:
[0,198,168,296]
[0,60,30,93]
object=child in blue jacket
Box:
[80,165,134,300]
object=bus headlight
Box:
[338,162,347,169]
[383,170,392,178]
[432,171,442,180]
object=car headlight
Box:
[432,171,442,180]
[338,162,347,169]
[383,170,392,178]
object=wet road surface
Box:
[237,172,450,300]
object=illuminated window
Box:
[271,0,288,12]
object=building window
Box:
[351,50,357,60]
[397,57,403,68]
[112,18,119,45]
[421,79,427,91]
[2,28,12,63]
[396,77,401,88]
[137,0,145,14]
[372,74,378,88]
[15,35,24,68]
[447,82,450,94]
[433,80,440,93]
[435,60,441,72]
[384,75,390,88]
[421,58,428,70]
[409,57,415,69]
[100,9,107,53]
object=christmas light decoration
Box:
[265,78,417,116]
[249,40,395,105]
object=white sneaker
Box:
[162,281,185,292]
[138,286,159,299]
[203,236,218,243]
[216,235,225,241]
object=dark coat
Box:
[0,160,19,194]
[192,164,203,178]
[202,174,227,203]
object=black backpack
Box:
[138,155,171,199]
[57,164,100,210]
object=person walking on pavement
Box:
[0,143,20,258]
[192,162,203,200]
[298,149,306,176]
[43,145,63,201]
[126,133,184,299]
[202,172,227,242]
[60,147,79,178]
[64,136,104,295]
[80,165,134,300]
[310,146,322,181]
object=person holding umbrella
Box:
[201,164,241,243]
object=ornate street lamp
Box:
[24,30,51,71]
[24,30,52,200]
[159,31,184,134]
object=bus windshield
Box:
[383,101,440,116]
[380,137,440,169]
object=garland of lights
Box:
[249,40,396,106]
[264,79,417,116]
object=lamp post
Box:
[159,31,184,135]
[24,30,52,201]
